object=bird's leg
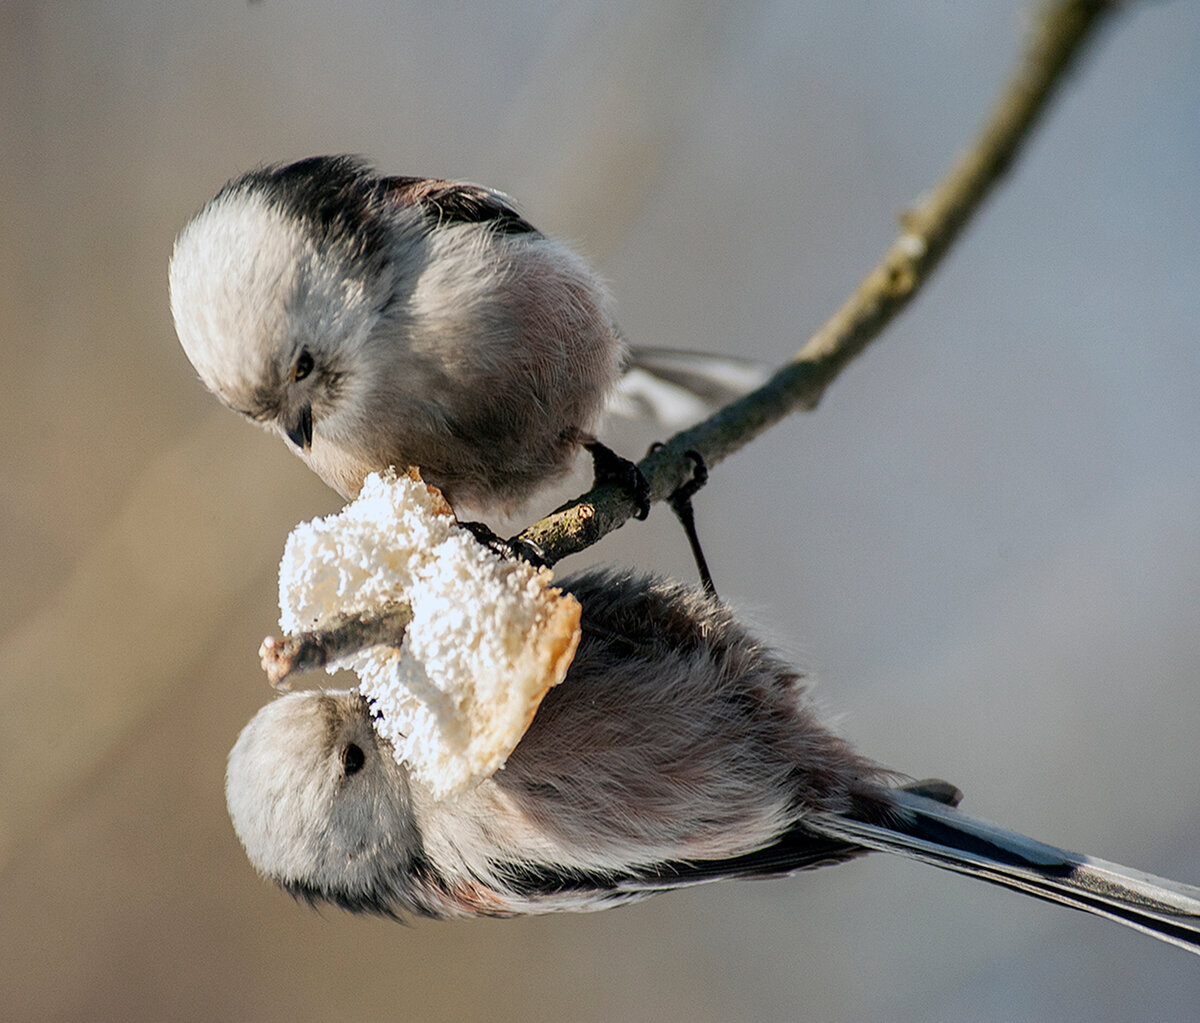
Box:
[583,440,651,521]
[643,444,717,596]
[663,449,717,597]
[459,520,548,568]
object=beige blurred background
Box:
[3,2,1200,1020]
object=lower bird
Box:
[226,568,1200,956]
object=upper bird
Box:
[169,155,629,517]
[170,155,765,520]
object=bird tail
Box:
[805,787,1200,955]
[611,347,773,429]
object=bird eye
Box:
[342,743,365,777]
[291,349,315,382]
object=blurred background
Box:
[3,2,1199,1020]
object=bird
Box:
[168,155,763,523]
[225,567,1200,955]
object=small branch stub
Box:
[260,601,413,690]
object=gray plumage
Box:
[169,156,618,514]
[169,156,766,516]
[225,569,1200,955]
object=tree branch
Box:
[513,0,1120,567]
[260,0,1122,686]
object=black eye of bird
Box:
[292,349,315,382]
[342,743,365,777]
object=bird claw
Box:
[460,520,548,568]
[584,441,651,520]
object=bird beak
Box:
[284,405,314,451]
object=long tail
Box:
[611,347,773,429]
[805,788,1200,955]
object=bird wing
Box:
[380,177,538,235]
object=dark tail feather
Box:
[611,347,773,429]
[806,788,1200,956]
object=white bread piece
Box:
[277,469,581,797]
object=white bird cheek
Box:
[170,192,308,395]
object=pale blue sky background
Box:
[2,3,1199,1020]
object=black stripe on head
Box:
[222,155,393,280]
[278,849,447,921]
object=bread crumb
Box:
[278,469,581,796]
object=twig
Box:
[512,0,1120,567]
[260,601,413,690]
